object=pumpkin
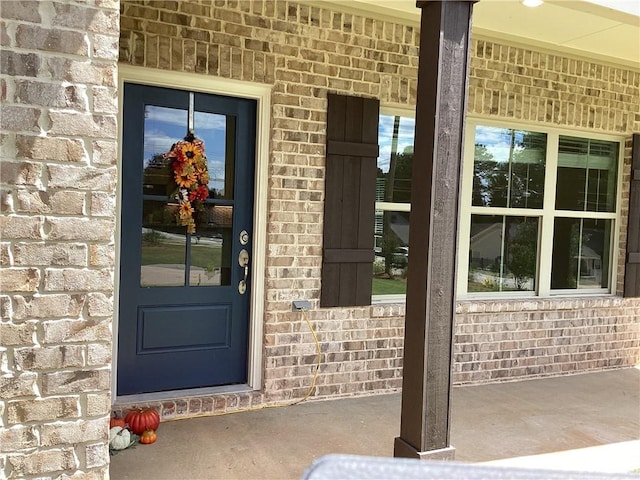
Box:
[139,429,157,445]
[124,407,160,435]
[110,414,127,429]
[109,426,132,451]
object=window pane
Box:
[373,210,409,296]
[472,126,546,208]
[143,105,189,196]
[555,136,618,212]
[194,111,234,200]
[551,218,611,289]
[189,205,233,286]
[141,200,186,287]
[377,115,415,204]
[468,215,538,292]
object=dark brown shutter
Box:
[320,93,379,307]
[624,133,640,297]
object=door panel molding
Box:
[114,64,270,400]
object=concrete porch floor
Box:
[109,368,640,479]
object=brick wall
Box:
[114,0,640,421]
[1,1,119,478]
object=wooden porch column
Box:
[394,0,476,460]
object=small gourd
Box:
[109,426,132,451]
[139,429,157,445]
[110,414,127,429]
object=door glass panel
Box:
[143,106,189,196]
[141,200,186,287]
[189,205,233,286]
[194,111,235,200]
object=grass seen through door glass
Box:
[141,244,222,270]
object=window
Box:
[373,111,415,299]
[459,120,622,297]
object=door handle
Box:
[238,249,249,294]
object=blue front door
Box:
[117,83,256,395]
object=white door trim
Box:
[113,64,271,399]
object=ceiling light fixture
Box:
[522,0,544,7]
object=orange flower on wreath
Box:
[175,164,197,189]
[165,133,210,234]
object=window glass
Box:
[373,112,415,299]
[472,126,546,209]
[468,215,538,292]
[555,136,618,212]
[551,218,611,289]
[377,114,415,204]
[141,201,186,287]
[194,111,233,199]
[464,122,620,298]
[373,210,409,296]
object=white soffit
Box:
[314,0,640,68]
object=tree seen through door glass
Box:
[140,105,232,287]
[194,111,235,200]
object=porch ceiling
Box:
[318,0,640,68]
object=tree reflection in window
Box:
[472,127,546,209]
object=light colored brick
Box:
[89,191,116,216]
[14,80,88,110]
[0,161,43,186]
[0,295,12,320]
[0,321,36,346]
[13,294,84,320]
[0,105,40,133]
[42,318,110,344]
[0,242,10,266]
[0,372,38,399]
[0,215,42,240]
[15,190,52,214]
[86,393,111,417]
[8,448,78,476]
[15,135,86,163]
[0,268,40,292]
[40,418,107,446]
[46,217,114,242]
[87,343,111,366]
[0,425,39,452]
[48,190,87,215]
[44,268,113,292]
[14,345,85,371]
[48,165,117,191]
[85,442,110,468]
[86,292,113,318]
[92,139,118,165]
[13,243,87,267]
[42,369,110,395]
[48,112,117,139]
[88,245,115,267]
[6,396,81,424]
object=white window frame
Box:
[457,118,624,299]
[372,106,415,304]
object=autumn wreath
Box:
[165,131,210,234]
